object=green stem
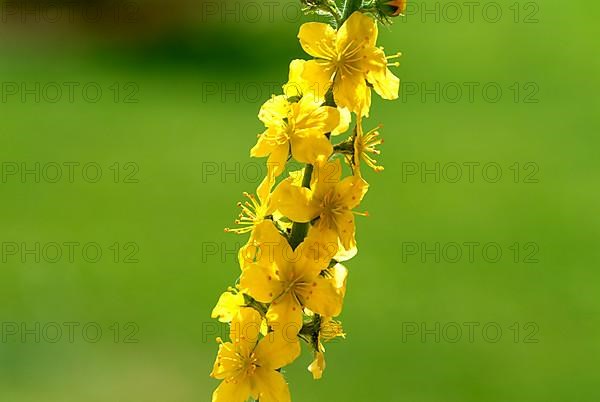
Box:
[288,164,314,249]
[342,0,363,22]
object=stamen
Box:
[386,52,402,68]
[320,319,346,342]
[225,191,267,234]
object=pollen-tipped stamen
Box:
[355,124,385,172]
[320,319,346,342]
[224,192,264,234]
[352,210,370,217]
[386,52,402,67]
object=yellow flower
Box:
[298,11,400,117]
[211,288,245,323]
[225,173,276,234]
[308,314,346,380]
[274,158,369,250]
[284,59,352,136]
[352,116,384,173]
[239,238,347,333]
[211,308,300,402]
[251,93,339,176]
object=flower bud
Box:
[377,0,407,17]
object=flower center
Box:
[334,40,367,77]
[241,352,259,377]
[319,190,345,228]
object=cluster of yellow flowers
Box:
[209,1,405,400]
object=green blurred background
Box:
[1,0,599,401]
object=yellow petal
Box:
[250,129,276,158]
[297,275,344,318]
[296,235,336,273]
[210,341,240,379]
[239,221,286,269]
[239,263,283,303]
[312,158,342,201]
[266,143,290,177]
[336,175,369,210]
[272,242,298,283]
[336,12,378,53]
[333,71,371,117]
[361,84,372,117]
[267,291,303,333]
[256,172,275,206]
[334,240,357,262]
[253,368,292,402]
[284,59,328,103]
[305,225,340,265]
[283,59,308,98]
[298,104,340,134]
[290,131,333,165]
[230,307,262,353]
[331,107,351,136]
[361,46,400,100]
[212,377,252,402]
[272,178,320,222]
[211,291,245,323]
[301,59,334,100]
[334,210,356,250]
[292,91,320,118]
[308,350,326,380]
[258,95,289,127]
[298,22,337,60]
[255,330,301,369]
[332,263,349,297]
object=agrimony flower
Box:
[239,239,347,333]
[211,308,300,402]
[283,59,352,136]
[298,11,400,116]
[251,93,339,176]
[274,158,369,250]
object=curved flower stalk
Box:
[209,1,405,400]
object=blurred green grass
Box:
[1,0,599,401]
